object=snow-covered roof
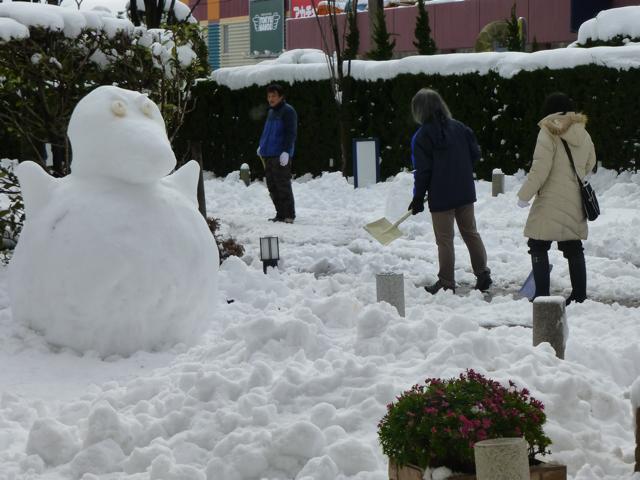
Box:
[577,6,640,44]
[211,45,640,90]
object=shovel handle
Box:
[392,210,413,228]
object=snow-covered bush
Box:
[0,161,24,262]
[377,369,551,473]
[576,6,640,47]
[0,2,208,173]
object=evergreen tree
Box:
[367,7,395,60]
[506,3,522,51]
[344,2,360,60]
[531,36,540,52]
[413,0,436,55]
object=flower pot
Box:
[388,460,567,480]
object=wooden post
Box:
[376,272,405,317]
[474,437,529,480]
[492,169,505,197]
[532,296,566,359]
[240,163,251,186]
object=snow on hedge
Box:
[577,6,640,44]
[0,17,28,41]
[211,45,640,90]
[0,1,133,39]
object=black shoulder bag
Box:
[561,139,600,221]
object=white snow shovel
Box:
[364,210,412,246]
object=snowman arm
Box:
[165,160,200,206]
[15,161,56,219]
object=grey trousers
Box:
[431,203,490,288]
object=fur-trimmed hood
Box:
[538,112,589,146]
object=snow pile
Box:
[1,165,640,478]
[8,86,219,357]
[260,48,329,65]
[577,6,640,45]
[211,45,640,90]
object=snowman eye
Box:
[141,100,155,118]
[111,100,127,117]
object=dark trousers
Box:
[431,203,490,288]
[527,238,586,301]
[264,156,295,219]
[527,239,583,258]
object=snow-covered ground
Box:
[1,166,640,479]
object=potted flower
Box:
[378,369,563,479]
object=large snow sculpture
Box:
[9,86,219,356]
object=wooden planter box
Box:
[389,460,567,480]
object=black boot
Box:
[566,253,587,305]
[531,252,550,299]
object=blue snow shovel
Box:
[518,264,553,300]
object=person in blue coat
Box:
[257,84,297,223]
[408,88,492,294]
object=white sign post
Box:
[353,138,380,188]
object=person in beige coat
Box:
[517,92,596,304]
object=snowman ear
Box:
[165,160,200,206]
[15,161,57,219]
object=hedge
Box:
[184,64,640,180]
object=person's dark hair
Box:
[411,88,451,125]
[541,92,574,117]
[266,84,285,96]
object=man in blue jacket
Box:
[257,84,298,223]
[408,88,492,294]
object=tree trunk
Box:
[51,141,67,177]
[190,141,207,219]
[633,408,640,472]
[368,0,382,45]
[130,0,141,26]
[339,76,354,174]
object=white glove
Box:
[256,146,261,156]
[279,152,289,166]
[517,199,529,208]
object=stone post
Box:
[474,437,529,480]
[532,296,566,359]
[492,168,505,197]
[240,163,251,186]
[376,272,404,317]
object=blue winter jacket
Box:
[411,117,481,212]
[259,101,297,158]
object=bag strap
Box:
[560,138,583,183]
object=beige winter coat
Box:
[518,112,597,241]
